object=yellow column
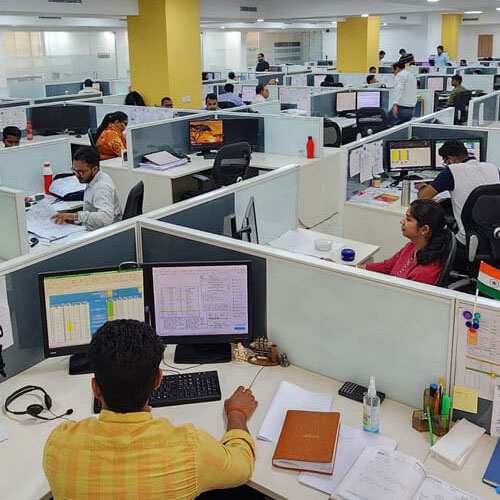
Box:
[337,17,380,73]
[441,14,462,61]
[127,0,201,108]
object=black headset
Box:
[5,385,73,421]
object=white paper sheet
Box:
[359,145,373,183]
[349,148,361,177]
[491,385,500,438]
[413,476,482,500]
[257,381,333,442]
[0,275,14,349]
[268,230,343,259]
[299,425,397,495]
[26,200,84,241]
[49,175,84,198]
[0,106,27,131]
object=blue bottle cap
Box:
[473,322,479,329]
[341,248,356,262]
[466,321,472,328]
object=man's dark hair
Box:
[438,140,468,160]
[73,145,100,167]
[258,52,264,58]
[379,50,386,56]
[452,74,463,84]
[369,66,376,72]
[399,48,406,55]
[224,83,234,93]
[228,71,235,79]
[437,45,444,50]
[161,96,172,105]
[366,75,376,84]
[473,69,483,75]
[88,320,164,413]
[3,126,21,140]
[84,78,93,88]
[205,92,217,102]
[256,83,265,95]
[392,61,405,70]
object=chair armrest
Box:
[448,277,473,291]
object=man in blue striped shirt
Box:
[218,83,244,107]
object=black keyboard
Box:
[93,370,221,414]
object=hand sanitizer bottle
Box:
[363,376,380,433]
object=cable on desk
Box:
[248,366,265,390]
[161,352,228,372]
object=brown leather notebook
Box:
[272,410,341,474]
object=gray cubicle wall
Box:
[25,103,98,134]
[45,81,111,97]
[256,72,284,85]
[32,93,101,105]
[140,224,267,340]
[2,227,137,379]
[310,90,336,117]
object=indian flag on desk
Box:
[477,262,500,300]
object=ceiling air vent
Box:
[400,16,407,20]
[48,0,82,3]
[39,16,62,19]
[240,6,258,12]
[463,17,479,21]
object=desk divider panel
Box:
[0,187,28,261]
[461,74,494,93]
[32,93,101,105]
[0,138,72,193]
[2,227,137,379]
[140,224,267,340]
[267,257,454,408]
[468,92,499,126]
[310,90,336,118]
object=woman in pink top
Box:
[359,199,450,286]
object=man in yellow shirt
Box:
[43,319,258,500]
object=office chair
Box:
[494,74,500,91]
[320,82,344,88]
[449,184,500,291]
[453,90,472,125]
[87,128,98,150]
[355,107,388,137]
[122,181,144,220]
[437,230,457,288]
[218,101,237,109]
[323,119,342,148]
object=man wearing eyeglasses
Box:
[52,146,122,230]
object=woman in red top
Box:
[95,111,128,161]
[359,199,450,286]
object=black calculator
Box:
[338,381,386,404]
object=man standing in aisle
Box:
[434,45,450,66]
[256,53,270,72]
[389,62,417,126]
[52,146,122,230]
[398,48,415,66]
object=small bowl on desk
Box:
[314,239,333,252]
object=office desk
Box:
[0,351,497,500]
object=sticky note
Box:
[453,385,478,414]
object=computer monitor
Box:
[233,83,243,97]
[291,74,307,86]
[91,82,101,91]
[189,119,224,156]
[377,74,395,87]
[434,138,482,166]
[446,78,454,91]
[427,77,444,91]
[39,267,145,374]
[64,105,93,134]
[242,85,255,103]
[223,118,260,150]
[422,62,431,67]
[386,140,433,172]
[356,91,381,109]
[336,92,357,113]
[314,75,327,87]
[223,196,259,244]
[144,261,252,363]
[31,105,65,135]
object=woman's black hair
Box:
[96,111,128,141]
[409,199,450,266]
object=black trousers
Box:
[196,485,266,500]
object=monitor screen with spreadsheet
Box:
[336,92,357,113]
[242,85,255,103]
[356,91,381,109]
[386,140,433,172]
[39,267,145,357]
[427,77,444,91]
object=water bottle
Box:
[363,376,380,433]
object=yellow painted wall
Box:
[128,0,201,108]
[441,14,462,61]
[337,17,380,73]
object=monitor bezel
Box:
[38,266,145,359]
[142,260,253,346]
[386,139,434,172]
[188,118,224,151]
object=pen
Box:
[427,406,434,446]
[440,395,450,431]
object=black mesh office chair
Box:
[323,119,342,148]
[87,128,98,150]
[219,101,237,109]
[355,108,388,137]
[437,230,457,288]
[449,184,500,290]
[454,90,472,125]
[122,181,144,220]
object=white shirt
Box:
[434,52,450,67]
[252,94,267,104]
[448,159,500,244]
[78,87,98,94]
[74,170,122,230]
[393,69,417,107]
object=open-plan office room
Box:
[1,1,500,500]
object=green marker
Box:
[426,406,434,446]
[440,395,450,431]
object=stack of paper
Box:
[26,200,84,242]
[49,175,85,198]
[430,418,485,469]
[258,381,333,442]
[139,150,188,171]
[268,230,343,259]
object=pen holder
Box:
[411,388,449,437]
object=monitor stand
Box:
[196,149,218,160]
[174,343,232,364]
[69,353,92,375]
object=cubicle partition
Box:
[0,187,28,261]
[467,90,500,126]
[0,222,138,378]
[32,92,101,105]
[45,80,111,97]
